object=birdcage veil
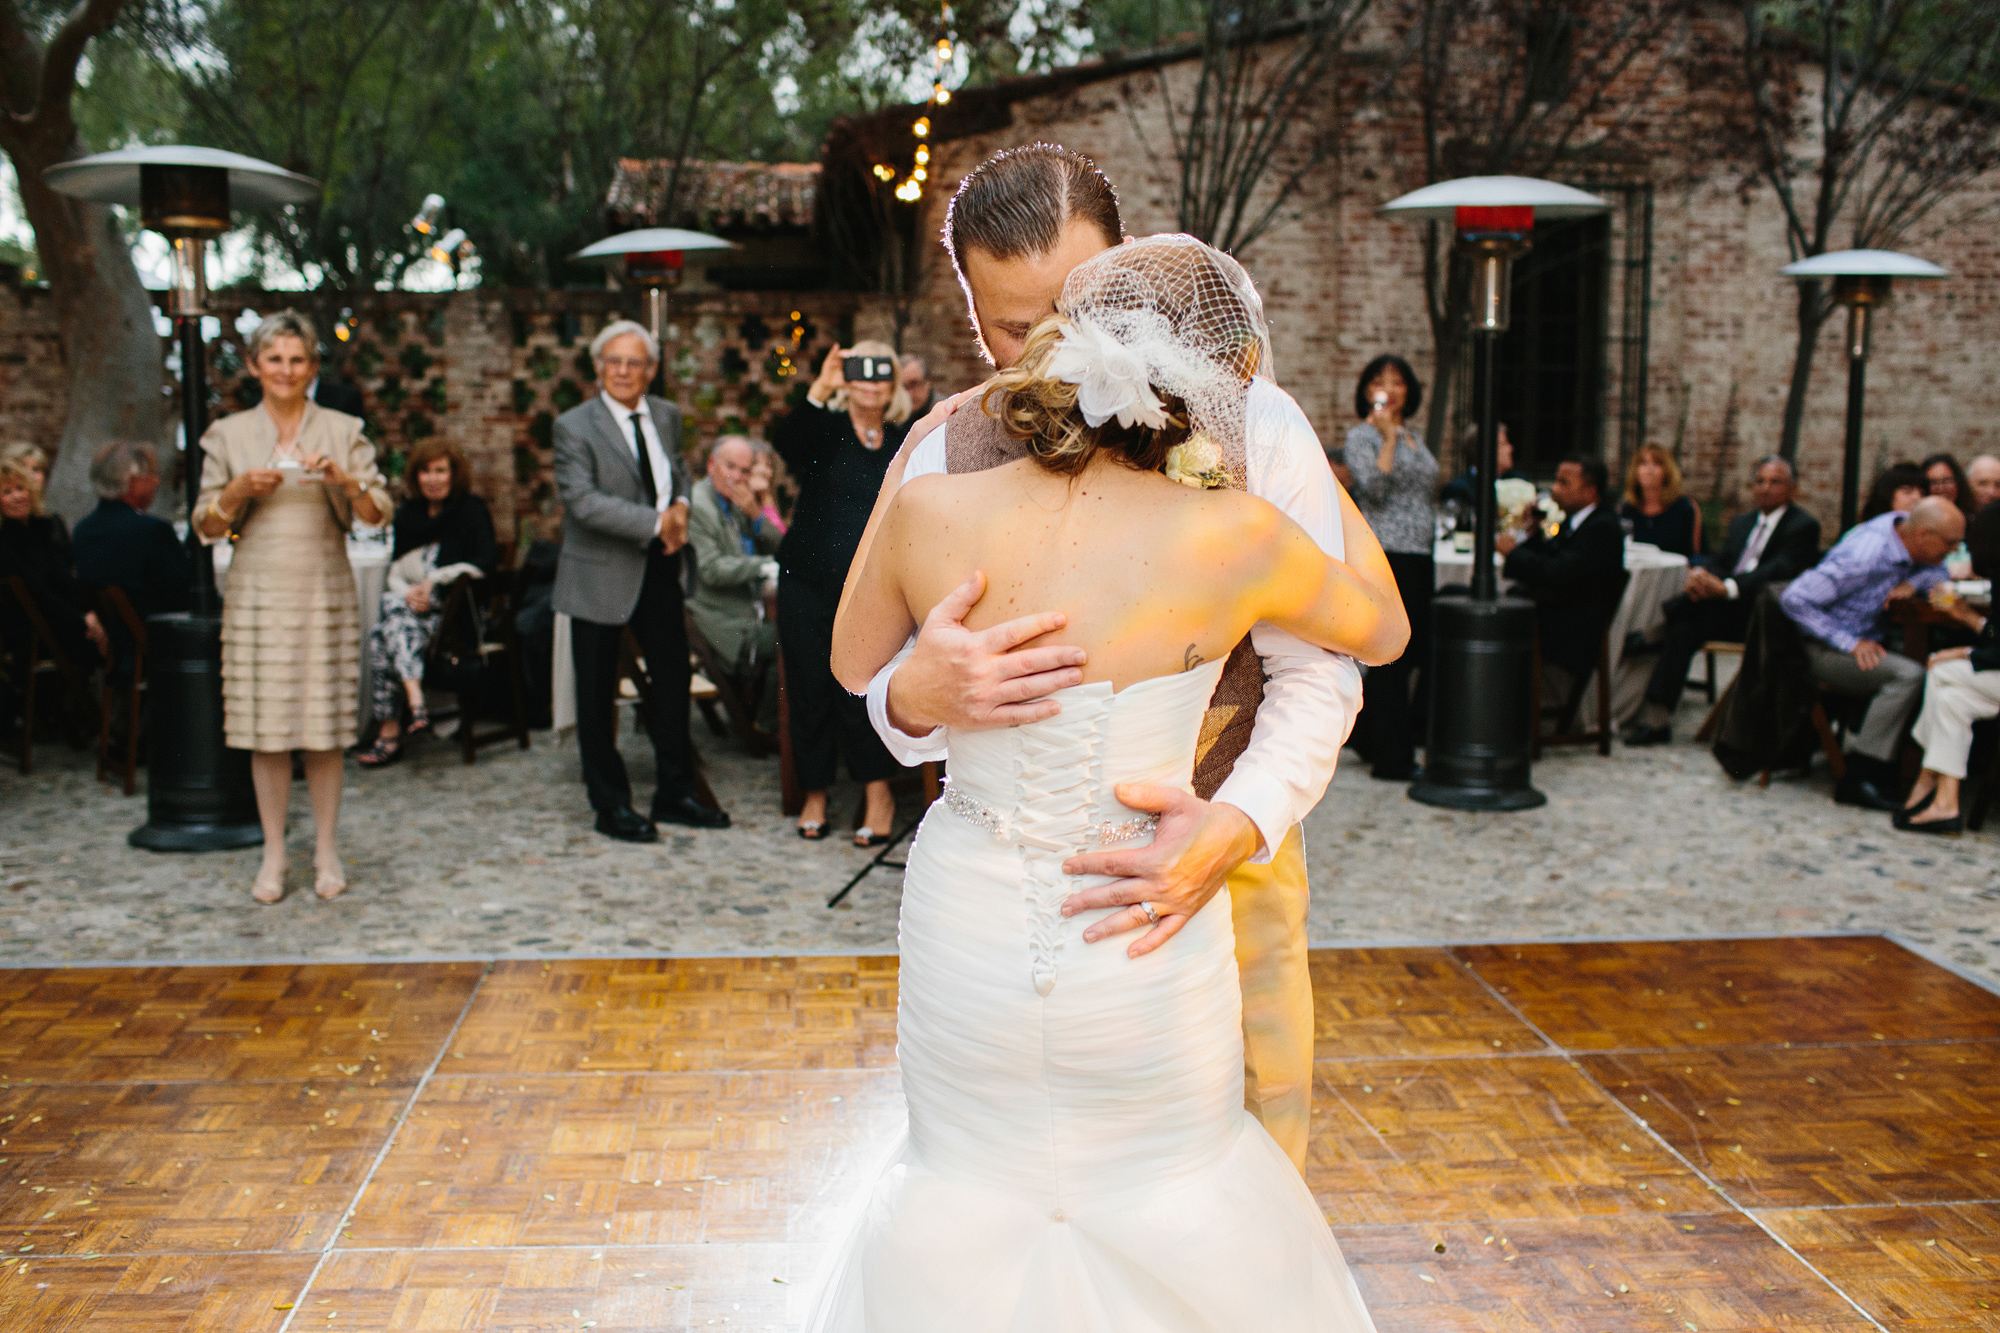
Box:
[1047,234,1272,487]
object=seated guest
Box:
[687,434,782,733]
[1625,457,1821,745]
[899,354,941,418]
[0,456,105,668]
[72,440,192,624]
[1438,422,1525,507]
[1618,444,1701,557]
[1496,456,1626,697]
[1,443,62,541]
[1780,497,1963,809]
[748,443,787,535]
[1967,454,2000,512]
[354,439,497,768]
[1859,461,1926,523]
[1897,595,1999,835]
[1923,453,1976,521]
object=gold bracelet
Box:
[207,497,238,529]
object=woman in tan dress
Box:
[195,310,388,904]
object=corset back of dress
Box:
[944,401,1265,798]
[943,661,1225,996]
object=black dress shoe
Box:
[1623,723,1672,747]
[1892,787,1938,829]
[1834,774,1902,812]
[653,794,731,829]
[595,806,659,842]
[1370,763,1422,781]
[1897,812,1964,835]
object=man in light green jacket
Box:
[687,435,783,731]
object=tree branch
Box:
[33,0,125,131]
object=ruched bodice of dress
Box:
[804,659,1379,1333]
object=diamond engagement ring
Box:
[1139,902,1160,925]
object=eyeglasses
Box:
[599,356,654,373]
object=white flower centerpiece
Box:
[1494,477,1537,531]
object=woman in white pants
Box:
[1901,602,2000,835]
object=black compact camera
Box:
[842,354,898,383]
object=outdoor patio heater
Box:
[44,146,320,851]
[1778,249,1947,534]
[572,227,737,390]
[1379,176,1609,812]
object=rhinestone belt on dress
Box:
[940,781,1159,846]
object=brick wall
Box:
[0,283,886,544]
[887,38,2000,538]
[0,283,71,460]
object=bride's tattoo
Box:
[1184,645,1205,671]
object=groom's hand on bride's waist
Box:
[884,572,1088,734]
[1059,788,1262,959]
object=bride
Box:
[818,236,1405,1332]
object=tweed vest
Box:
[942,397,1265,800]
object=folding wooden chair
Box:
[92,585,149,795]
[423,571,531,765]
[4,574,94,774]
[684,610,777,757]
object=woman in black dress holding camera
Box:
[772,342,913,845]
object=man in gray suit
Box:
[555,318,730,839]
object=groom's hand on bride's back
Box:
[1059,787,1263,959]
[884,572,1088,735]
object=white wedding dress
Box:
[804,661,1378,1332]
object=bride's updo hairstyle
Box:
[985,234,1272,480]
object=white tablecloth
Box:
[1431,538,1688,724]
[553,612,575,733]
[212,536,391,723]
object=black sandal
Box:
[797,820,827,840]
[404,701,433,739]
[354,733,403,768]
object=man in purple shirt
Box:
[1779,497,1964,809]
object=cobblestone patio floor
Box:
[4,693,1995,985]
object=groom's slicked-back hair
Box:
[944,143,1123,273]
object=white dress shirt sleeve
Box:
[1213,379,1363,861]
[864,424,953,764]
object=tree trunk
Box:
[1775,279,1826,465]
[4,133,164,525]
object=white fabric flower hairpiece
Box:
[1046,315,1169,431]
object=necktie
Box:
[629,411,658,508]
[1735,514,1772,575]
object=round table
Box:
[1431,538,1689,725]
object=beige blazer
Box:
[195,401,389,544]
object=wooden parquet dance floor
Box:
[0,936,1995,1331]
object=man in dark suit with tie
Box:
[1624,456,1822,745]
[1497,457,1628,697]
[554,319,729,841]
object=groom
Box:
[854,143,1363,1171]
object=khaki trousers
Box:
[1229,827,1313,1173]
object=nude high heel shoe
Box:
[314,855,348,901]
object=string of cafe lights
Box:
[870,6,955,203]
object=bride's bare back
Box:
[838,454,1405,695]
